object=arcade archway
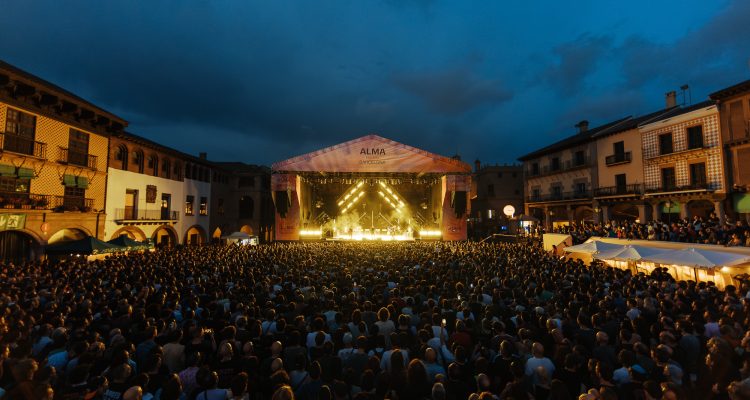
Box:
[0,230,38,264]
[152,225,177,248]
[184,225,207,246]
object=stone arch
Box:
[610,203,639,221]
[240,225,254,235]
[687,199,714,219]
[152,224,178,248]
[110,226,147,241]
[184,224,207,245]
[574,206,595,222]
[0,230,40,264]
[48,227,91,244]
[115,144,128,170]
[132,148,144,173]
[212,227,222,239]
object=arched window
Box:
[133,149,144,173]
[148,155,158,177]
[239,196,254,219]
[173,163,181,180]
[115,145,128,170]
[162,159,171,179]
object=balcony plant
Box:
[33,197,49,210]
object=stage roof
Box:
[272,134,472,174]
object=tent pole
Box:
[694,267,699,282]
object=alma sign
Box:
[503,205,516,217]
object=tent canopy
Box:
[564,240,623,255]
[593,245,664,261]
[646,247,750,268]
[46,236,121,255]
[222,231,255,240]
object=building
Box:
[519,119,631,228]
[639,100,725,221]
[104,132,213,247]
[710,80,750,222]
[469,160,524,237]
[0,60,127,263]
[209,162,273,242]
[592,103,678,223]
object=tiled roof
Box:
[518,117,630,161]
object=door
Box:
[124,189,137,219]
[161,193,171,220]
[615,174,627,194]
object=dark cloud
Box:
[544,34,613,95]
[391,68,513,114]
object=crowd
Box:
[550,215,750,246]
[1,240,750,399]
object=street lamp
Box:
[594,207,601,224]
[665,200,672,226]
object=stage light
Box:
[300,229,322,237]
[420,230,441,237]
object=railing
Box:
[527,157,592,177]
[0,192,94,211]
[527,190,593,203]
[605,151,632,166]
[644,182,710,193]
[58,147,97,170]
[55,196,94,211]
[594,184,643,197]
[0,132,47,158]
[114,208,179,221]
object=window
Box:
[64,186,86,209]
[661,167,676,190]
[551,185,562,199]
[531,188,540,200]
[133,150,144,173]
[487,184,495,197]
[148,155,158,176]
[162,159,171,179]
[0,177,30,193]
[613,141,625,155]
[659,133,673,155]
[687,125,704,149]
[5,108,36,138]
[217,198,225,215]
[161,194,171,219]
[238,176,255,187]
[689,162,707,187]
[185,195,194,216]
[729,101,747,140]
[173,164,181,180]
[68,129,90,167]
[115,145,128,170]
[531,163,539,175]
[575,182,587,195]
[199,197,208,215]
[574,150,585,166]
[551,157,560,171]
[239,196,254,219]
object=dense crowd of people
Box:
[1,240,750,399]
[550,215,750,246]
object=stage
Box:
[271,135,472,241]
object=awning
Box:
[645,247,750,268]
[222,231,255,240]
[46,236,122,255]
[63,174,77,187]
[77,177,89,189]
[0,164,16,177]
[17,168,35,179]
[593,244,664,261]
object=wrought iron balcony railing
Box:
[0,132,47,158]
[58,147,97,170]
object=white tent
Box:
[564,240,623,255]
[646,247,750,268]
[593,245,664,261]
[222,231,254,240]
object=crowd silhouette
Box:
[1,240,749,399]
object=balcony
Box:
[114,208,180,224]
[0,132,47,158]
[58,147,97,170]
[594,184,643,197]
[644,182,711,194]
[605,151,632,166]
[0,192,93,211]
[527,190,592,203]
[526,157,591,178]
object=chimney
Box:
[199,152,207,160]
[474,159,481,172]
[665,91,677,108]
[575,120,589,133]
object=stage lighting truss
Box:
[377,181,406,213]
[337,180,365,213]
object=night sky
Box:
[1,1,749,166]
